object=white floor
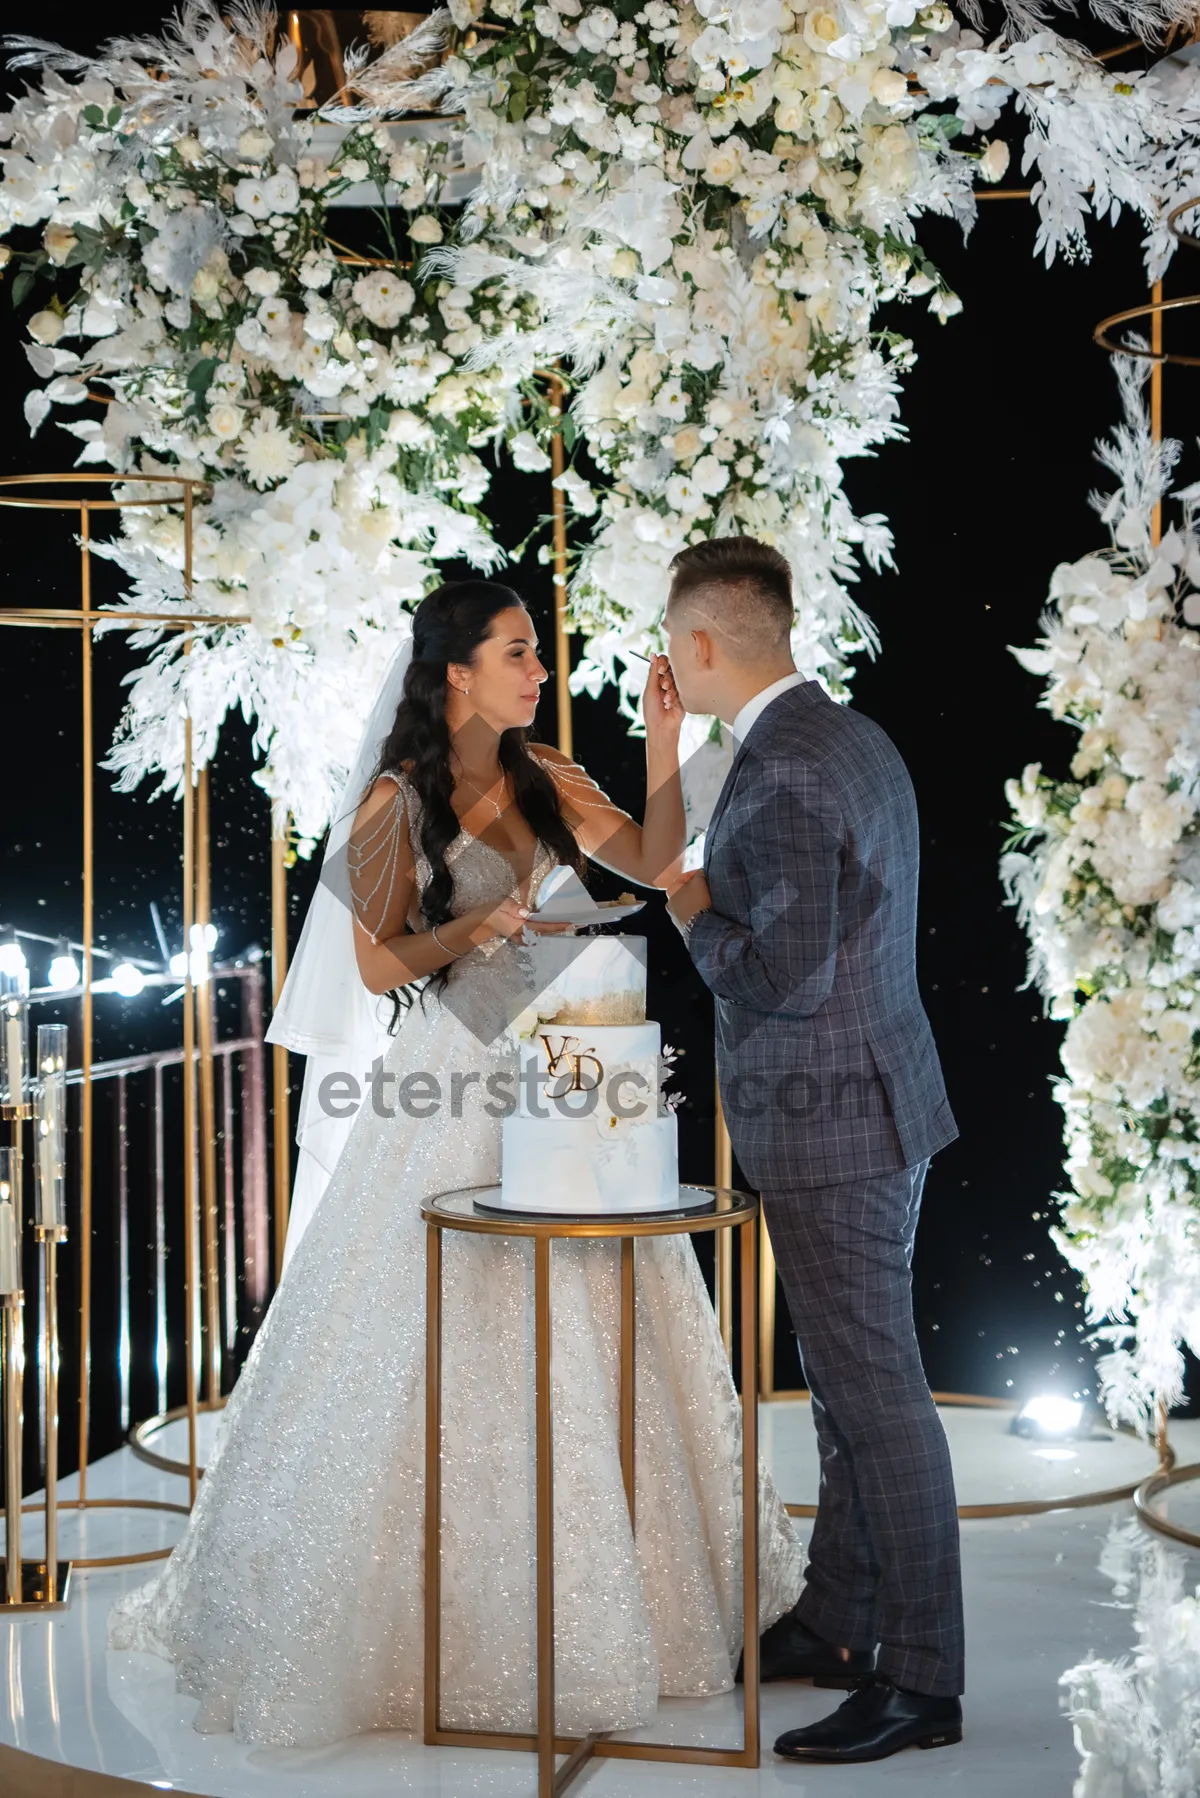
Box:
[1,1403,1197,1797]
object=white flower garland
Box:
[380,2,1200,724]
[1,4,1198,850]
[1004,358,1200,1434]
[1,9,522,849]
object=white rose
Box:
[704,140,743,185]
[870,69,908,106]
[671,424,703,461]
[244,266,281,296]
[386,409,433,446]
[978,139,1010,182]
[692,454,728,496]
[353,269,415,328]
[339,157,370,183]
[262,170,300,215]
[1156,1013,1193,1050]
[238,127,274,161]
[208,402,244,440]
[409,214,444,244]
[175,135,204,166]
[27,310,63,346]
[610,248,639,278]
[575,5,618,50]
[191,267,220,303]
[803,7,843,52]
[43,223,78,265]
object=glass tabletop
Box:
[420,1182,758,1238]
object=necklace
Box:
[457,770,508,821]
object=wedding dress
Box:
[108,771,806,1748]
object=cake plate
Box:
[419,1182,761,1798]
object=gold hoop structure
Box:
[0,473,260,1569]
[1134,1458,1200,1549]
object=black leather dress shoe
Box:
[774,1675,963,1763]
[735,1608,875,1688]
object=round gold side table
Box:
[420,1182,761,1798]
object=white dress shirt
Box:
[730,670,807,745]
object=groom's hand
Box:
[666,869,711,930]
[642,652,684,743]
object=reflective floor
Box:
[1,1404,1197,1796]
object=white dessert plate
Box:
[529,898,646,926]
[530,864,647,926]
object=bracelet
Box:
[431,922,464,961]
[679,905,710,944]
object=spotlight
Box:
[111,962,145,997]
[0,939,27,981]
[168,951,188,977]
[47,938,80,990]
[1013,1394,1087,1441]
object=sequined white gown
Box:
[108,778,806,1748]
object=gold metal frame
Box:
[421,1183,761,1796]
[1093,289,1200,366]
[0,474,250,1564]
[1134,1458,1200,1550]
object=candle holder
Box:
[0,1136,70,1611]
[1,956,30,1121]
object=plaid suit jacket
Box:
[688,681,958,1188]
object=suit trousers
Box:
[761,1159,965,1696]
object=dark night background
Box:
[2,7,1197,1490]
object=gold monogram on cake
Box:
[538,1033,603,1099]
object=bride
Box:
[108,579,805,1748]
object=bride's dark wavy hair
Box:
[365,579,586,1027]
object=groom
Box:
[662,536,964,1765]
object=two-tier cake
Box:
[495,936,680,1215]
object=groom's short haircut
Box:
[666,536,794,662]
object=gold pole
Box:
[714,1083,733,1357]
[181,674,199,1506]
[3,1297,20,1602]
[758,1219,777,1402]
[270,822,290,1283]
[423,1221,442,1743]
[619,1237,636,1531]
[77,504,94,1504]
[182,489,200,1504]
[548,373,573,759]
[1151,277,1164,551]
[739,1211,760,1767]
[195,770,221,1402]
[534,1233,555,1798]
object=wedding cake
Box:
[496,936,681,1215]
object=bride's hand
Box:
[466,897,536,944]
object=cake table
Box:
[420,1182,762,1798]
